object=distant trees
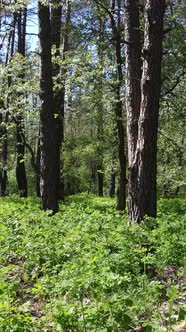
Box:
[0,0,185,218]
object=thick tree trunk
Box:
[16,9,28,198]
[124,0,142,216]
[38,0,58,213]
[127,0,166,222]
[51,0,71,200]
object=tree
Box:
[16,8,28,197]
[125,0,166,222]
[38,0,58,213]
[51,0,71,200]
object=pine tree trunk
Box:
[38,0,58,213]
[124,0,142,217]
[127,0,166,222]
[16,9,28,198]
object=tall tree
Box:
[125,0,166,222]
[16,8,28,197]
[95,12,104,197]
[38,0,58,213]
[124,0,142,217]
[51,0,71,200]
[0,11,16,196]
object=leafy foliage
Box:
[0,194,185,331]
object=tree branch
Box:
[161,71,186,97]
[93,0,113,20]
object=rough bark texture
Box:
[125,0,142,161]
[38,1,58,213]
[16,9,28,198]
[127,0,166,222]
[124,0,142,216]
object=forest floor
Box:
[0,194,186,332]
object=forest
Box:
[0,0,186,331]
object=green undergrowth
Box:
[0,194,185,331]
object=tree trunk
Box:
[127,0,166,222]
[16,9,28,198]
[96,16,104,197]
[38,0,58,213]
[36,133,41,197]
[94,0,126,209]
[124,0,142,216]
[109,159,116,198]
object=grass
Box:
[0,194,185,331]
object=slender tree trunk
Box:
[0,14,16,196]
[126,0,166,222]
[109,156,116,198]
[16,9,28,197]
[96,17,104,197]
[36,133,41,197]
[38,0,58,213]
[94,0,126,209]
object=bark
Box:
[128,0,166,222]
[51,0,71,200]
[96,17,104,197]
[109,161,116,198]
[16,9,28,197]
[124,0,142,216]
[38,0,58,213]
[36,133,41,197]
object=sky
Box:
[27,1,38,51]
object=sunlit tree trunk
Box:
[126,0,166,222]
[124,0,142,217]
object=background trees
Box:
[0,0,185,217]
